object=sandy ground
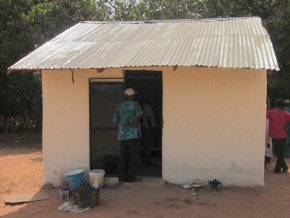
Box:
[1,136,290,218]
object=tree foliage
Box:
[0,0,289,131]
[0,0,108,132]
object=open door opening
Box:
[125,70,163,177]
[89,71,163,178]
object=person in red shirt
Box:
[267,99,290,173]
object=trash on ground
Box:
[59,186,70,200]
[208,179,223,192]
[191,179,203,196]
[181,183,192,189]
[4,192,50,204]
[58,202,90,213]
[192,179,202,189]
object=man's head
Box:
[283,99,290,107]
[124,88,137,100]
[275,98,284,107]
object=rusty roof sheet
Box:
[8,17,279,71]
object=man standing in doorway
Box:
[267,99,290,173]
[113,88,143,182]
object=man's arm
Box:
[136,103,143,121]
[129,103,143,127]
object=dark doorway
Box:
[125,70,163,177]
[89,79,124,176]
[89,72,163,178]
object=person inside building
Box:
[113,88,143,182]
[141,103,156,166]
[267,98,290,173]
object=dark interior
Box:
[89,80,124,174]
[125,70,162,177]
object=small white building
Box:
[9,17,279,186]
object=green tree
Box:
[0,0,36,117]
[0,0,111,132]
[26,0,111,43]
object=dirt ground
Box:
[1,135,290,218]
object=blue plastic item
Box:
[65,169,85,190]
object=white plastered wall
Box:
[42,67,266,186]
[162,67,267,186]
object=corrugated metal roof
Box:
[8,17,280,71]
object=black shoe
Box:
[126,177,142,183]
[282,168,288,173]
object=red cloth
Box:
[267,109,290,139]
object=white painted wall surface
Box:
[162,67,267,186]
[42,67,266,186]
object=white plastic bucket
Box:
[89,169,105,188]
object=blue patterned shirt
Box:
[113,100,143,140]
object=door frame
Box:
[89,78,124,170]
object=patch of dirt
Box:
[182,199,193,205]
[1,136,290,217]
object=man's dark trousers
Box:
[119,139,140,181]
[273,138,288,172]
